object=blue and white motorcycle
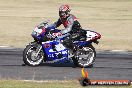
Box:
[23,21,101,67]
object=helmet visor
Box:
[59,11,66,18]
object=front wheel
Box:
[23,44,44,66]
[73,45,96,68]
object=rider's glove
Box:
[52,32,62,38]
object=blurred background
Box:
[0,0,132,50]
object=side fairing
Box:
[42,41,68,61]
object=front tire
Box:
[73,45,96,68]
[23,44,44,66]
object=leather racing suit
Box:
[53,14,87,51]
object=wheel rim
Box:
[26,46,43,66]
[77,47,95,67]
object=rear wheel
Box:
[73,45,96,68]
[23,44,44,66]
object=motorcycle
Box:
[23,21,101,67]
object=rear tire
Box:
[73,44,96,68]
[23,44,44,66]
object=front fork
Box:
[29,42,42,57]
[35,45,42,57]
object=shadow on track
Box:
[40,62,78,68]
[0,63,76,68]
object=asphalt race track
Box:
[0,48,132,81]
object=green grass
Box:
[0,80,131,88]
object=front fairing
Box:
[31,28,46,42]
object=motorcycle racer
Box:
[52,5,87,52]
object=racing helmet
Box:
[59,5,71,19]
